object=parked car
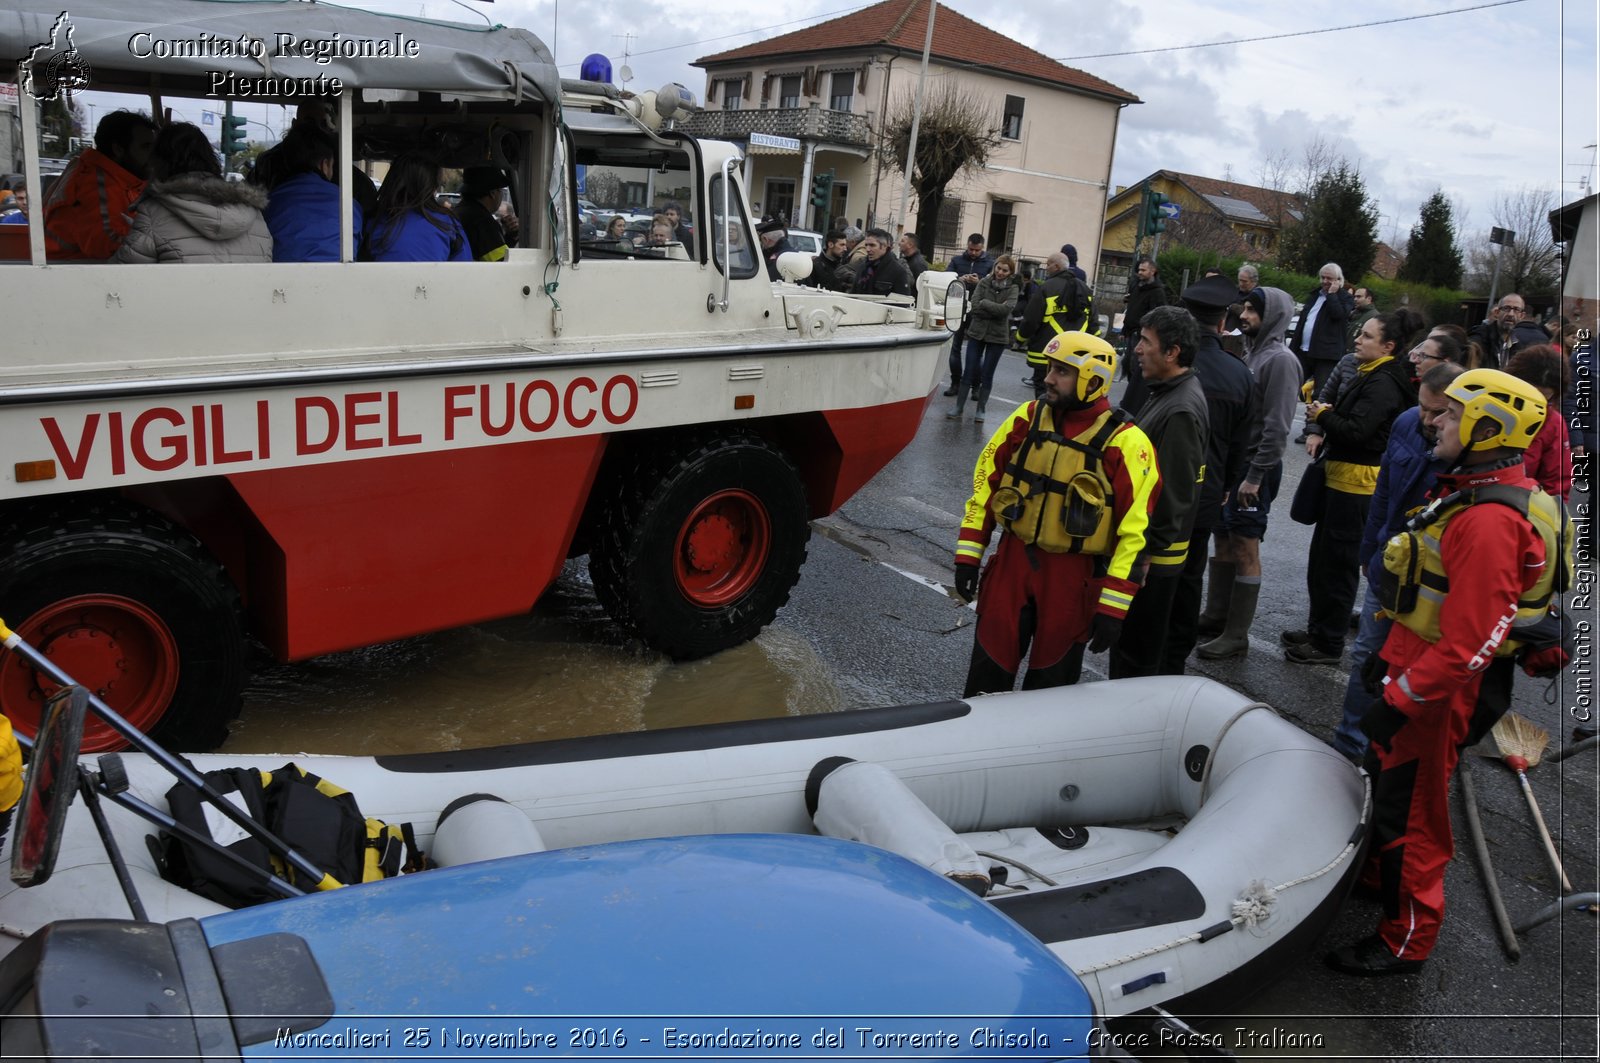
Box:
[786,228,823,256]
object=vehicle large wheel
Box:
[0,503,245,752]
[590,433,810,660]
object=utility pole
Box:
[1486,227,1514,309]
[894,0,936,238]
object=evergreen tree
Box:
[1282,164,1378,281]
[1397,190,1463,289]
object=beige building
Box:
[680,0,1138,270]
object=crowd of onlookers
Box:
[13,106,520,265]
[947,249,1591,751]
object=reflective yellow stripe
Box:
[1149,552,1188,566]
[480,244,509,262]
[955,542,984,561]
[1099,588,1134,608]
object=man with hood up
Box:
[1195,286,1303,658]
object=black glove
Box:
[1360,652,1389,695]
[1087,614,1123,654]
[954,565,979,603]
[1358,695,1409,753]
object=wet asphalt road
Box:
[233,344,1599,1059]
[797,349,1599,1061]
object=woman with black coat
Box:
[1284,307,1424,664]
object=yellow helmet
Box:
[1443,368,1547,451]
[1042,331,1118,403]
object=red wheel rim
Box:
[0,595,180,752]
[673,489,772,607]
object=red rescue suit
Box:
[956,396,1158,692]
[1367,460,1546,961]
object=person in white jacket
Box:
[113,122,272,264]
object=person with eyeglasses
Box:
[1406,334,1461,382]
[1285,307,1423,666]
[1326,358,1466,762]
[1469,293,1546,367]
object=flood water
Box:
[221,563,847,756]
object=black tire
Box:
[0,502,245,752]
[590,433,810,659]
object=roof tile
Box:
[695,0,1138,103]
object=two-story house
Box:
[1101,171,1307,271]
[680,0,1137,269]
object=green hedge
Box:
[1149,245,1471,328]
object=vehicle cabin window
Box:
[572,135,696,263]
[1002,95,1025,141]
[778,76,802,110]
[709,175,758,280]
[829,72,854,112]
[10,83,543,266]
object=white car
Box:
[785,228,823,256]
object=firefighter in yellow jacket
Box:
[954,332,1160,694]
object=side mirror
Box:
[944,281,968,334]
[9,686,87,888]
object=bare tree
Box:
[584,168,623,210]
[1295,134,1341,194]
[1462,186,1562,298]
[1164,210,1248,263]
[878,80,1004,254]
[1255,148,1293,195]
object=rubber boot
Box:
[947,385,968,419]
[1196,580,1259,659]
[973,386,991,423]
[1196,558,1236,639]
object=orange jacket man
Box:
[43,110,156,259]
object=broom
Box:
[1491,712,1572,892]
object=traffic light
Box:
[221,114,249,155]
[810,170,834,210]
[1144,189,1170,235]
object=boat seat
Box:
[429,793,545,867]
[806,757,990,895]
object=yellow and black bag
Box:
[164,763,424,908]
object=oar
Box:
[1490,712,1571,893]
[0,616,344,892]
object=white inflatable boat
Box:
[0,677,1367,1017]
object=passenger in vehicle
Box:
[456,166,515,262]
[603,215,631,250]
[363,152,472,262]
[43,110,157,259]
[111,123,272,264]
[262,125,357,263]
[664,200,693,254]
[250,101,379,217]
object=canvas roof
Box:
[1,0,559,104]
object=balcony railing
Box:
[677,106,872,148]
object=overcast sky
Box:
[401,0,1592,248]
[119,0,1598,248]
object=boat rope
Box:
[975,850,1060,887]
[1071,771,1373,978]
